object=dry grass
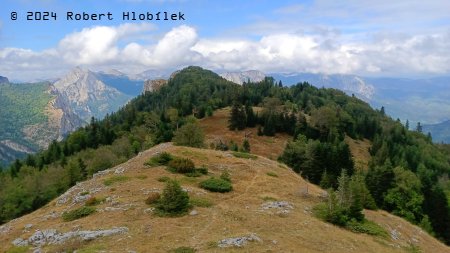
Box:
[345,136,372,171]
[1,113,448,252]
[200,107,290,160]
[1,144,448,253]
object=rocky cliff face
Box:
[143,79,167,93]
[50,86,85,137]
[22,85,84,150]
[220,70,266,85]
[53,67,131,121]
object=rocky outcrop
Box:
[220,70,266,85]
[13,227,129,247]
[218,234,262,248]
[143,79,167,93]
[50,86,85,136]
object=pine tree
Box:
[78,158,87,179]
[416,122,423,133]
[157,180,190,215]
[245,104,256,127]
[228,103,247,130]
[405,119,410,130]
[241,139,250,153]
[257,126,263,136]
[263,114,276,136]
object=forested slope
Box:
[1,66,449,245]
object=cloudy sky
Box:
[1,0,450,81]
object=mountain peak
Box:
[99,69,125,77]
[53,67,131,121]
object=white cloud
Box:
[1,23,450,81]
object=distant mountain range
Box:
[423,120,450,144]
[220,70,265,85]
[0,68,162,166]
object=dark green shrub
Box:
[62,206,96,221]
[145,152,174,167]
[156,180,190,216]
[214,140,229,151]
[145,192,161,205]
[232,152,257,159]
[158,176,171,182]
[197,167,208,175]
[200,177,232,193]
[346,219,388,238]
[168,158,195,174]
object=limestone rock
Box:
[12,227,129,247]
[143,79,167,93]
[218,233,262,248]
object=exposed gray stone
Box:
[0,224,11,234]
[218,233,262,248]
[114,167,125,174]
[12,238,28,246]
[261,201,294,210]
[12,227,128,247]
[391,229,401,240]
[190,210,198,216]
[43,211,59,220]
[93,169,112,179]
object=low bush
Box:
[158,176,171,182]
[197,167,208,175]
[168,158,195,174]
[62,206,96,221]
[103,175,130,186]
[232,152,257,160]
[266,172,278,177]
[145,192,161,205]
[200,177,232,193]
[346,219,388,238]
[145,152,174,167]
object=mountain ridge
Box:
[1,143,448,252]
